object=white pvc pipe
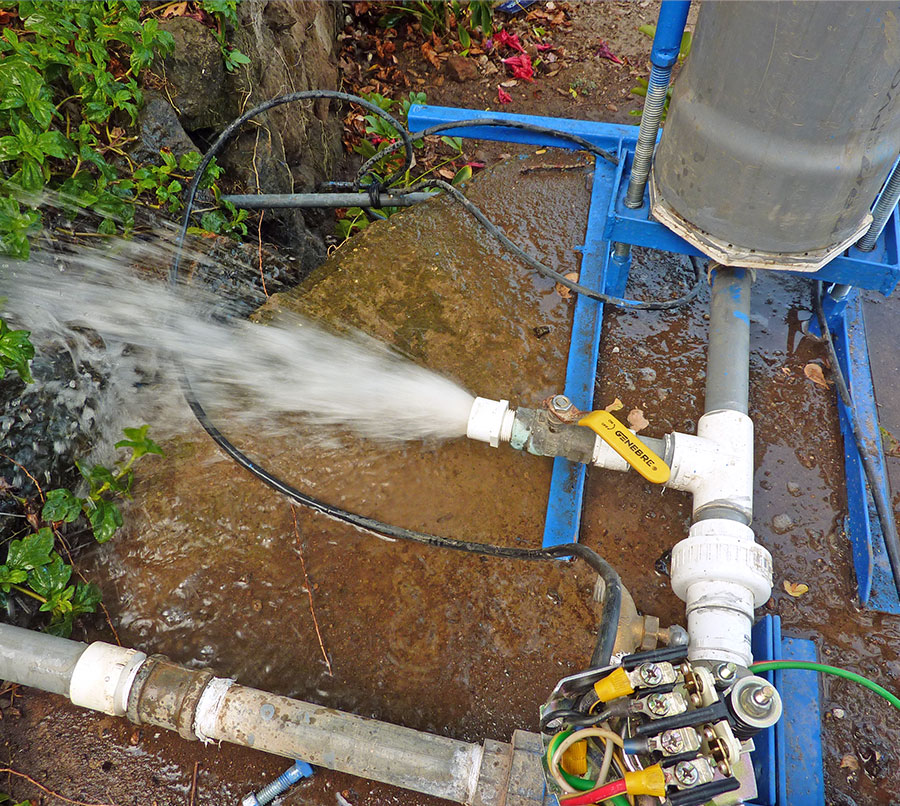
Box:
[0,623,88,696]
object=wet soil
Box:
[4,4,900,806]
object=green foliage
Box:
[200,0,251,72]
[630,26,692,122]
[0,314,34,383]
[0,1,249,257]
[379,1,493,39]
[339,89,472,243]
[0,425,163,636]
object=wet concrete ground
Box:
[2,152,900,806]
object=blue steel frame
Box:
[407,102,900,805]
[408,103,900,582]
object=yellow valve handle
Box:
[578,410,670,485]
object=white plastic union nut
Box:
[69,642,147,716]
[466,397,515,447]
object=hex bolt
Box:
[752,685,776,706]
[660,730,685,754]
[550,394,573,413]
[639,662,663,685]
[674,761,699,787]
[715,662,736,682]
[647,693,669,716]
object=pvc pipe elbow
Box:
[466,397,515,447]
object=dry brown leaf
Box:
[555,272,579,300]
[803,362,830,388]
[781,367,791,376]
[627,408,649,433]
[605,398,624,413]
[161,2,189,18]
[500,79,519,87]
[840,754,860,771]
[783,581,810,597]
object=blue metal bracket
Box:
[749,616,825,806]
[408,104,900,595]
[822,291,900,613]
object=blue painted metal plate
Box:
[829,292,900,613]
[750,616,825,806]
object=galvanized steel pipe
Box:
[0,624,503,805]
[193,680,484,803]
[221,192,436,209]
[704,267,751,416]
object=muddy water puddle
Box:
[4,153,900,805]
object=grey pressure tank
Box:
[650,1,900,271]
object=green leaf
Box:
[0,135,23,161]
[0,323,35,382]
[36,129,70,160]
[224,48,251,70]
[115,424,164,460]
[179,151,202,172]
[7,528,55,571]
[72,581,102,613]
[452,164,472,185]
[42,488,85,523]
[0,564,28,593]
[87,498,123,543]
[18,155,45,192]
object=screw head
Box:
[647,693,669,715]
[674,761,699,786]
[660,730,684,754]
[639,662,663,685]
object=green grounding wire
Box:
[750,660,900,712]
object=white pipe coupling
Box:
[666,410,754,520]
[670,519,772,666]
[466,397,515,447]
[69,642,147,716]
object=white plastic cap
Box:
[466,397,515,447]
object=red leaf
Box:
[596,40,623,65]
[498,86,513,104]
[502,53,534,82]
[536,43,554,52]
[495,30,525,53]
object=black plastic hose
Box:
[171,89,625,667]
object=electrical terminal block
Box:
[646,726,702,757]
[663,757,717,790]
[630,690,688,719]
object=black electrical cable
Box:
[171,89,624,668]
[354,117,619,182]
[540,707,613,732]
[814,283,900,595]
[407,178,705,311]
